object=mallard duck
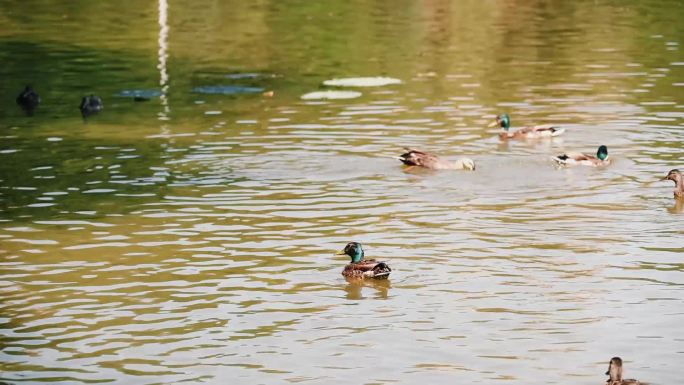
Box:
[661,169,684,198]
[398,148,475,170]
[337,242,391,279]
[605,357,641,385]
[80,94,103,117]
[489,113,565,140]
[552,145,610,167]
[16,85,41,115]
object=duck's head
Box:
[488,114,511,130]
[596,145,609,161]
[662,169,682,183]
[605,357,623,381]
[338,242,364,263]
[457,158,476,171]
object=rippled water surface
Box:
[1,1,684,384]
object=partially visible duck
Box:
[605,357,641,385]
[552,145,610,167]
[661,169,684,198]
[489,113,565,140]
[16,86,41,115]
[80,95,103,117]
[398,148,475,171]
[337,242,391,279]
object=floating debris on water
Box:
[192,85,265,95]
[301,90,362,100]
[115,89,162,100]
[322,77,402,87]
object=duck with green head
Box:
[337,242,391,279]
[490,113,565,140]
[398,148,475,171]
[552,145,610,167]
[661,169,684,198]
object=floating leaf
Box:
[322,77,402,87]
[192,85,265,95]
[301,90,362,100]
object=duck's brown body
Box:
[605,357,641,385]
[499,125,565,140]
[398,148,475,170]
[342,259,391,279]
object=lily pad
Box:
[322,77,402,87]
[115,89,162,98]
[301,90,362,100]
[192,85,265,95]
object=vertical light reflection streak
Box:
[158,0,170,122]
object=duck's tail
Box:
[370,262,391,279]
[550,127,566,137]
[551,154,570,165]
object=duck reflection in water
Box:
[668,198,684,214]
[343,277,391,300]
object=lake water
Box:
[1,1,683,384]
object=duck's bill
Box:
[487,121,499,128]
[335,250,346,255]
[660,176,669,181]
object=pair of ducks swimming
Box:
[400,113,683,198]
[398,113,608,170]
[16,86,103,117]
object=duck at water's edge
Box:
[16,85,41,115]
[661,169,684,198]
[489,113,565,140]
[338,242,391,279]
[605,357,641,385]
[552,145,610,167]
[398,148,475,170]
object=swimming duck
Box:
[398,148,475,170]
[489,113,565,140]
[661,169,684,198]
[80,94,103,117]
[16,85,41,115]
[337,242,391,279]
[552,145,610,167]
[605,357,641,385]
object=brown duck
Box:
[661,169,684,198]
[605,357,641,385]
[490,113,565,140]
[552,145,610,167]
[338,242,391,279]
[398,148,475,170]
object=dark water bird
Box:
[605,357,641,385]
[661,169,684,198]
[80,95,103,117]
[490,113,565,140]
[16,86,41,115]
[552,145,610,167]
[398,148,475,170]
[337,242,391,279]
